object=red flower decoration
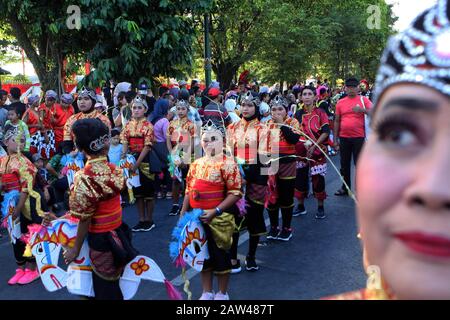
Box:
[130,258,150,276]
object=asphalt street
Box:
[0,156,366,300]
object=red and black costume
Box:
[265,116,301,239]
[294,106,330,202]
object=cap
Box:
[208,87,221,98]
[138,83,149,94]
[179,80,187,86]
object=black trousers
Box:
[339,137,365,192]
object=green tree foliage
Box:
[0,0,211,92]
[197,0,395,88]
[0,24,21,65]
[194,0,270,90]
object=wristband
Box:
[215,207,223,216]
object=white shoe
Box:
[214,292,230,300]
[199,291,215,300]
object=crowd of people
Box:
[0,75,373,299]
[2,0,450,303]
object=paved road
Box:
[0,157,366,300]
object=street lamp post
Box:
[204,13,212,88]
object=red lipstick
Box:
[395,232,450,258]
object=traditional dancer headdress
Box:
[201,119,224,137]
[240,91,260,107]
[270,95,288,111]
[175,99,190,109]
[77,86,97,100]
[374,0,450,105]
[132,95,148,110]
[72,118,110,155]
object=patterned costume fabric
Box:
[63,110,111,142]
[22,108,42,155]
[226,117,268,165]
[295,106,329,171]
[186,156,242,251]
[373,0,450,105]
[0,154,37,220]
[266,117,302,157]
[120,118,155,199]
[227,117,268,203]
[69,157,126,229]
[294,106,329,201]
[69,157,133,286]
[120,118,154,153]
[167,117,196,148]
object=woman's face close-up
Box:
[77,96,93,112]
[356,83,450,299]
[132,104,146,118]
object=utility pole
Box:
[204,13,212,87]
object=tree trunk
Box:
[213,61,239,91]
[8,15,62,92]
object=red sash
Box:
[279,140,296,155]
[189,179,225,210]
[89,195,122,233]
[129,137,145,153]
[1,173,21,192]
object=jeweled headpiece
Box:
[270,95,288,110]
[201,119,225,137]
[132,95,148,110]
[78,86,97,100]
[374,0,450,105]
[241,91,260,107]
[175,99,190,109]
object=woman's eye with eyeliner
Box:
[374,116,422,148]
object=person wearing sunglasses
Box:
[120,97,156,233]
[180,122,242,300]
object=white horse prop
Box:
[1,190,21,244]
[27,217,181,299]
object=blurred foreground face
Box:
[201,130,223,157]
[357,83,450,299]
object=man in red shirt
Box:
[334,77,372,196]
